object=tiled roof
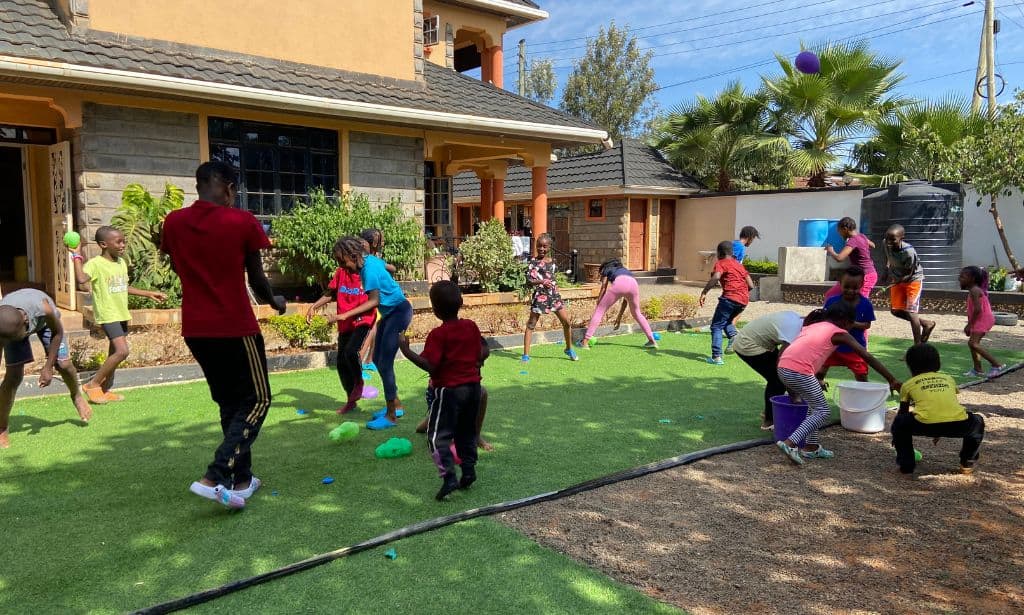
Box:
[453,139,702,197]
[0,0,596,132]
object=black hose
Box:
[132,437,773,614]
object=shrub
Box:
[458,219,526,293]
[989,267,1008,291]
[660,293,699,320]
[743,258,779,275]
[271,189,423,287]
[110,183,184,307]
[266,314,333,348]
[641,296,663,320]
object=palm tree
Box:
[653,82,790,191]
[763,41,908,187]
[851,96,985,186]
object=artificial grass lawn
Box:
[2,331,1018,614]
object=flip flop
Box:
[366,416,397,430]
[371,408,405,419]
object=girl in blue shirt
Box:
[334,231,412,430]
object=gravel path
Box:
[642,283,1024,352]
[499,368,1024,615]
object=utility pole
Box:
[518,39,527,97]
[972,0,998,118]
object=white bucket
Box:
[835,381,891,433]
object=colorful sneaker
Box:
[564,348,579,361]
[987,366,1007,378]
[520,354,530,362]
[189,482,245,509]
[643,340,658,349]
[366,416,398,430]
[963,369,985,378]
[372,408,404,419]
[776,441,805,466]
[229,476,262,499]
[706,356,724,365]
[801,446,835,459]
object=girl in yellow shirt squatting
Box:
[72,226,166,403]
[891,343,985,475]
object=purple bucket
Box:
[770,395,808,447]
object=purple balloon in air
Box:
[795,50,820,74]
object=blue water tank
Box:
[797,219,830,247]
[825,219,844,251]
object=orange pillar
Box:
[480,47,493,84]
[490,44,504,88]
[531,167,548,244]
[479,178,493,222]
[492,178,505,227]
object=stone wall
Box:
[348,131,425,220]
[564,198,629,267]
[782,283,1024,317]
[73,103,199,253]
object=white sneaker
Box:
[229,476,261,499]
[189,481,245,509]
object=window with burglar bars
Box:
[208,117,339,220]
[424,168,452,233]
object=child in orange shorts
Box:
[884,224,935,345]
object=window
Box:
[424,162,452,235]
[208,117,339,220]
[586,198,605,221]
[0,125,56,145]
[423,14,440,47]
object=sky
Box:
[494,0,1024,118]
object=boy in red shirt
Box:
[161,161,286,510]
[699,240,755,365]
[399,280,487,501]
[306,237,377,415]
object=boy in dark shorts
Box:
[72,225,166,403]
[699,240,754,364]
[399,280,487,500]
[161,161,285,510]
[0,288,92,448]
[892,343,984,475]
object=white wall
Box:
[962,186,1024,269]
[732,190,864,261]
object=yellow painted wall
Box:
[675,195,737,282]
[88,0,415,80]
[423,0,507,67]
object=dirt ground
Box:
[499,368,1024,615]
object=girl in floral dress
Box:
[522,234,578,363]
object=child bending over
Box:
[819,267,875,383]
[399,281,487,500]
[891,343,984,475]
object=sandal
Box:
[800,446,835,459]
[776,441,805,465]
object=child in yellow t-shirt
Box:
[891,343,985,475]
[72,226,165,403]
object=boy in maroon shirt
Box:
[699,240,755,365]
[399,280,487,501]
[160,161,286,510]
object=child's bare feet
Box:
[0,430,9,449]
[478,437,494,451]
[415,418,427,433]
[74,397,93,422]
[920,320,936,343]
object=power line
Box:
[903,58,1024,85]
[654,8,981,91]
[507,0,968,74]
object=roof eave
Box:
[450,0,549,23]
[0,55,606,143]
[454,184,700,203]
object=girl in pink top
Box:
[825,217,878,301]
[960,266,1004,378]
[775,303,901,465]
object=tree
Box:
[560,22,658,144]
[763,41,908,186]
[523,58,556,106]
[653,82,791,191]
[940,89,1024,271]
[851,97,984,186]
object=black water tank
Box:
[861,181,964,289]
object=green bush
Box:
[266,314,333,348]
[271,189,423,287]
[989,267,1008,291]
[458,219,526,293]
[743,258,779,275]
[641,296,663,320]
[110,183,184,308]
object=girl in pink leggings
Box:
[578,258,657,349]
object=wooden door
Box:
[547,206,571,269]
[457,205,471,238]
[658,199,675,269]
[628,198,647,270]
[48,141,74,309]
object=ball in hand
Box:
[63,231,81,250]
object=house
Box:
[454,139,701,272]
[0,0,607,308]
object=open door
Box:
[49,141,74,309]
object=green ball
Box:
[329,421,359,442]
[914,449,923,462]
[375,437,413,458]
[63,231,80,249]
